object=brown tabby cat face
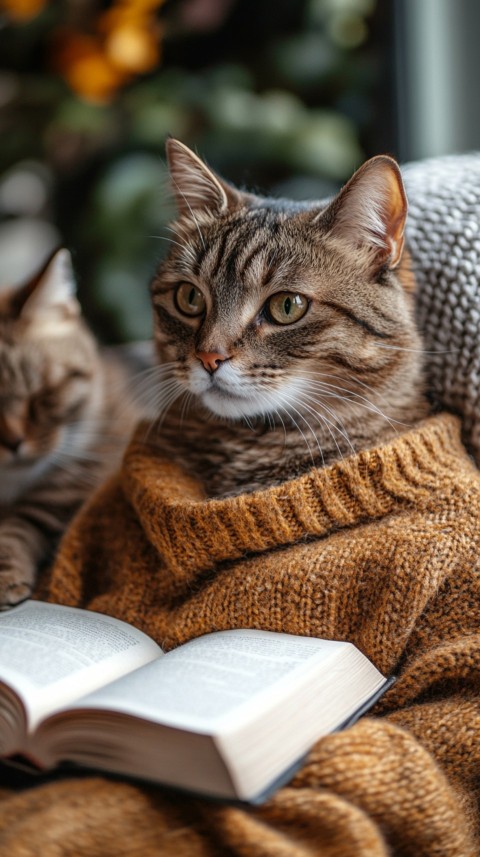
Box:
[0,250,99,469]
[151,140,419,422]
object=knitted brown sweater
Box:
[1,412,480,857]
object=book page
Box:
[0,601,161,730]
[59,629,353,731]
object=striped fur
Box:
[0,251,139,607]
[148,141,429,497]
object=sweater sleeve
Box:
[36,474,169,637]
[36,475,124,608]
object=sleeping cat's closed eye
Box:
[67,369,92,381]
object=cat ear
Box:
[320,155,407,271]
[166,138,241,216]
[15,249,81,321]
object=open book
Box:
[0,601,391,803]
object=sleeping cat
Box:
[0,249,139,607]
[149,138,429,497]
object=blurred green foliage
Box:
[0,0,379,342]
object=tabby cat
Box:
[0,250,139,607]
[149,139,428,497]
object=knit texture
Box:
[1,412,479,856]
[403,153,480,461]
[2,151,480,856]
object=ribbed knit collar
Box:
[121,414,470,582]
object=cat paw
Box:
[0,581,32,609]
[0,553,35,609]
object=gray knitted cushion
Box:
[403,153,480,463]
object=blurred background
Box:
[0,0,479,342]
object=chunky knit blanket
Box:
[0,412,477,856]
[0,153,479,857]
[403,153,480,462]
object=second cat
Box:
[0,249,141,607]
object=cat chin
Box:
[200,387,285,420]
[190,363,310,420]
[201,390,264,419]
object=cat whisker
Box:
[304,378,407,431]
[64,425,105,440]
[151,235,198,265]
[165,224,195,242]
[179,391,194,426]
[125,364,177,391]
[59,435,119,452]
[138,378,183,414]
[140,383,179,413]
[169,177,207,252]
[280,395,323,468]
[57,470,101,489]
[131,371,177,390]
[123,366,179,414]
[163,226,199,263]
[272,409,288,450]
[298,388,349,435]
[63,431,120,451]
[296,392,356,457]
[243,414,256,431]
[55,447,117,463]
[293,395,348,460]
[283,409,319,467]
[158,387,189,425]
[142,381,187,441]
[65,418,122,434]
[309,384,402,435]
[62,421,126,449]
[314,412,345,461]
[165,217,202,256]
[129,360,177,376]
[265,411,275,432]
[48,454,111,485]
[150,235,183,250]
[302,369,392,407]
[303,370,386,401]
[372,343,458,354]
[124,363,177,388]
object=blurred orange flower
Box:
[54,32,124,104]
[1,0,46,22]
[99,0,163,73]
[105,22,161,74]
[3,0,166,103]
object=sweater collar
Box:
[121,414,470,582]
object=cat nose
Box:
[1,434,24,454]
[0,416,25,454]
[196,351,230,374]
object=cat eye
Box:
[174,283,206,317]
[266,292,309,325]
[68,370,91,381]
